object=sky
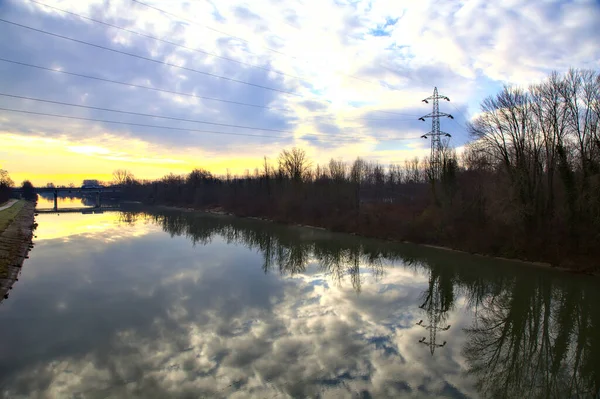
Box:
[0,0,599,186]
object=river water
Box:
[0,203,599,398]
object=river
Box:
[0,203,598,398]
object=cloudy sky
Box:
[0,0,598,185]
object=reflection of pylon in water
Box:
[416,275,452,355]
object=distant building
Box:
[81,179,102,189]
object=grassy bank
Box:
[0,200,34,281]
[0,200,24,233]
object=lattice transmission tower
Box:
[419,87,454,180]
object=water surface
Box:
[0,208,598,398]
[36,195,93,210]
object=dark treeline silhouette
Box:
[121,208,600,397]
[117,148,432,246]
[1,172,37,204]
[0,170,13,205]
[19,181,37,202]
[117,69,599,270]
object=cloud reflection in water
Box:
[0,209,598,398]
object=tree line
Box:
[1,170,36,203]
[116,148,438,247]
[117,70,599,270]
[466,68,599,268]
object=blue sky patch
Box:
[369,16,400,37]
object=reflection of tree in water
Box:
[117,212,140,226]
[416,264,455,355]
[462,276,600,398]
[141,210,389,293]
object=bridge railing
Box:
[12,186,122,194]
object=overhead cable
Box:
[0,18,300,96]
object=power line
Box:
[132,0,293,59]
[0,106,422,142]
[448,102,469,131]
[0,58,420,120]
[313,114,417,122]
[0,58,292,112]
[0,106,336,142]
[370,109,420,117]
[28,0,418,111]
[1,13,422,117]
[17,0,423,106]
[0,92,297,134]
[450,117,467,132]
[130,0,384,87]
[0,92,422,140]
[0,18,300,97]
[28,0,307,83]
[449,102,470,122]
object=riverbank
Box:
[137,203,596,276]
[0,200,36,302]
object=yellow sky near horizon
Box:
[1,131,433,187]
[0,132,279,186]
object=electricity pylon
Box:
[419,87,454,180]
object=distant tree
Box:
[0,169,14,188]
[46,182,55,188]
[0,169,13,203]
[186,168,213,186]
[278,148,312,182]
[350,158,365,184]
[21,180,37,202]
[262,156,272,178]
[112,169,135,185]
[329,159,347,183]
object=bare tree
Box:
[262,156,271,179]
[112,169,135,186]
[278,148,312,182]
[329,158,347,183]
[404,157,421,183]
[560,69,598,175]
[350,157,365,184]
[186,168,212,186]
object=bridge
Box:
[13,186,122,211]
